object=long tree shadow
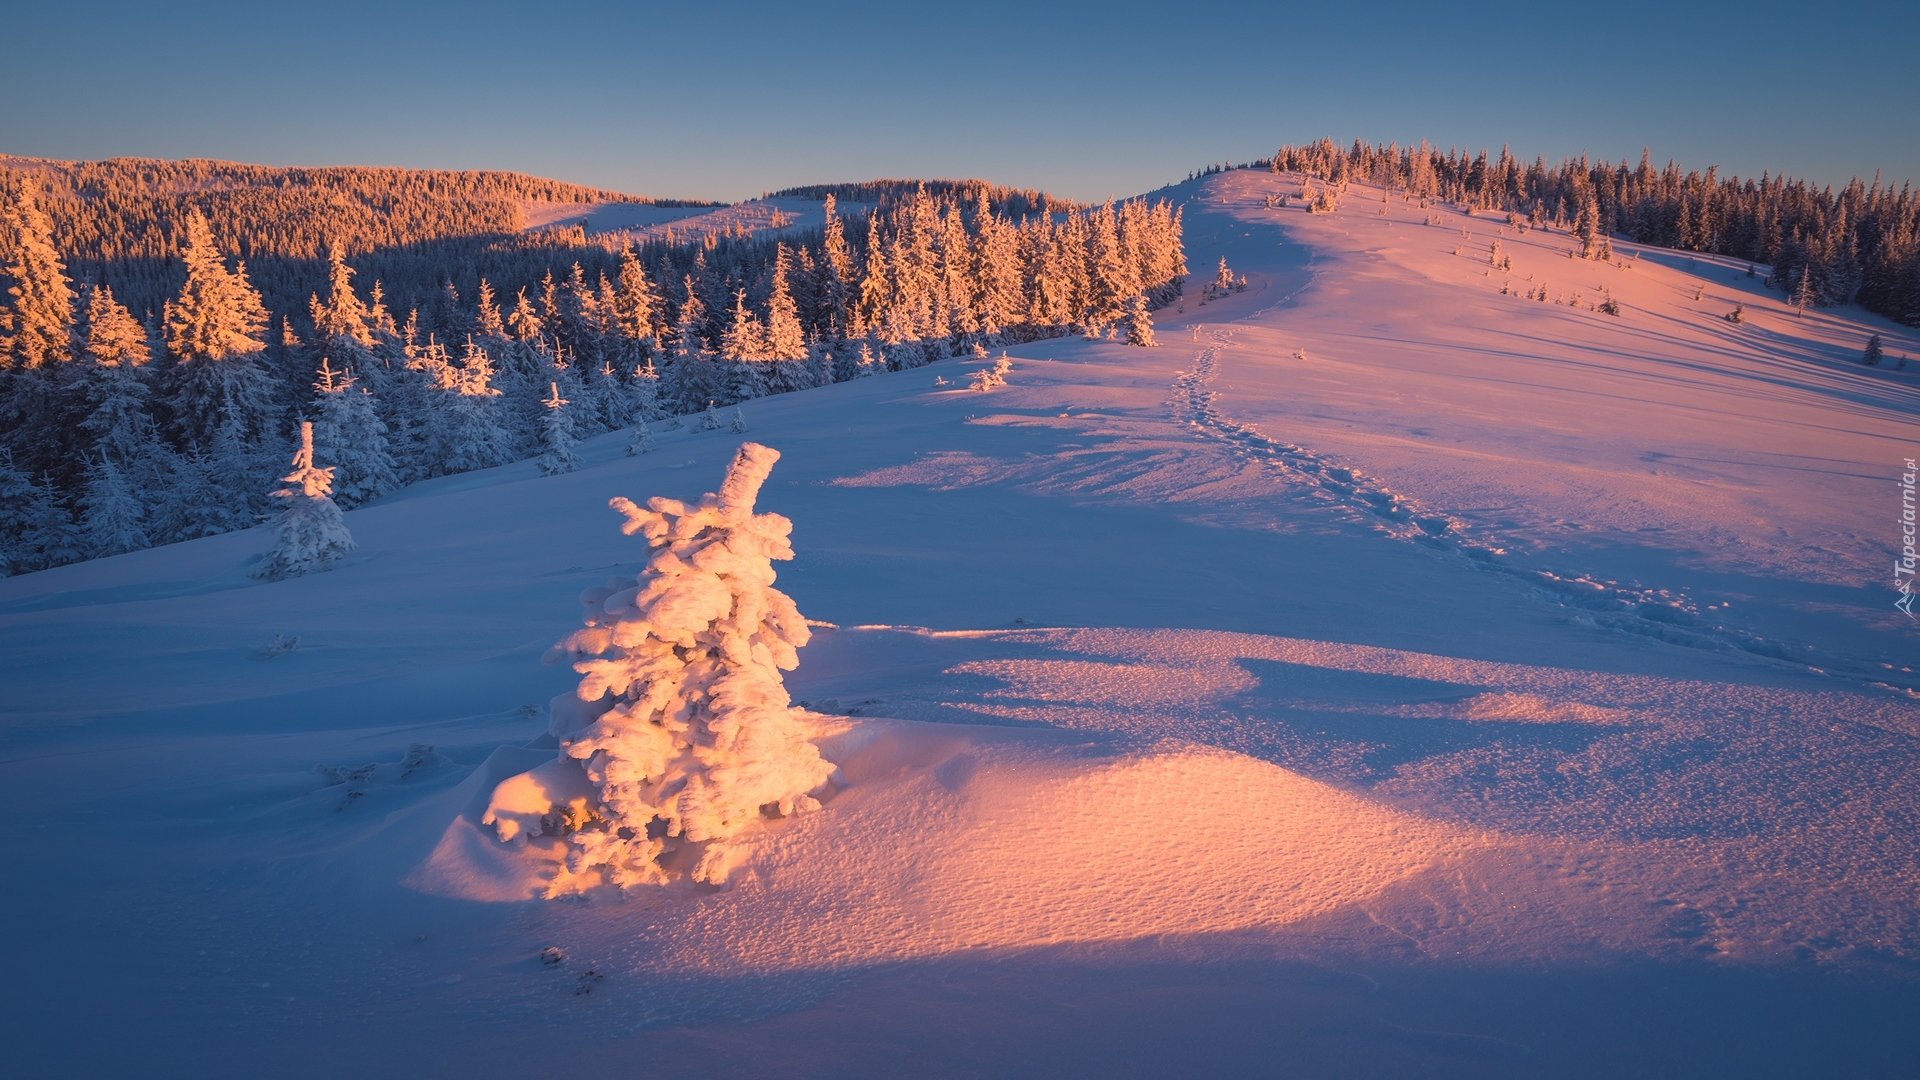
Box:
[1221,658,1624,784]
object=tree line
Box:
[0,171,1185,575]
[1259,138,1920,324]
[0,154,722,322]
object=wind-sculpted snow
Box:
[1171,330,1920,694]
[791,625,1920,969]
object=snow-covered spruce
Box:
[626,418,656,456]
[1124,294,1156,347]
[489,442,831,889]
[252,421,354,581]
[729,405,748,433]
[538,381,581,475]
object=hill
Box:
[3,170,1918,1076]
[0,154,720,318]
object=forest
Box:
[0,163,1186,575]
[8,133,1915,578]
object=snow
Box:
[5,171,1920,1077]
[520,196,827,245]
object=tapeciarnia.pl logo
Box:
[1899,458,1917,619]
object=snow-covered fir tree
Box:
[253,422,354,581]
[78,451,150,558]
[11,471,85,574]
[0,173,76,371]
[729,405,748,433]
[310,359,399,509]
[489,442,830,888]
[163,210,277,449]
[74,285,157,468]
[628,361,662,422]
[0,451,42,575]
[626,417,655,456]
[149,445,236,543]
[538,381,581,476]
[1124,294,1156,346]
[415,338,514,476]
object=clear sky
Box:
[3,0,1915,203]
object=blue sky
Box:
[3,0,1914,202]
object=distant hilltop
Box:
[0,154,723,317]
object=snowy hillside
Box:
[521,196,828,246]
[4,170,1918,1077]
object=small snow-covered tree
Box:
[253,422,354,581]
[494,442,830,888]
[539,381,581,475]
[697,401,722,431]
[970,352,1012,391]
[1792,266,1816,317]
[729,405,748,433]
[1863,334,1884,366]
[1124,294,1156,346]
[626,418,655,456]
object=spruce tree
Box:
[253,422,355,581]
[0,451,36,575]
[150,445,235,543]
[1124,294,1156,347]
[628,361,662,422]
[539,381,581,476]
[79,451,150,558]
[435,341,515,476]
[163,210,277,448]
[763,246,807,362]
[626,416,656,456]
[311,359,399,508]
[1574,194,1602,259]
[1863,334,1884,366]
[18,472,85,572]
[505,443,830,887]
[75,285,158,468]
[1793,266,1816,317]
[0,173,75,371]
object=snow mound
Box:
[414,718,1474,973]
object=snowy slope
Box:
[521,196,827,245]
[4,171,1919,1078]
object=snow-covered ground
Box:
[520,196,827,245]
[6,171,1918,1077]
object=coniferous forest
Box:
[0,160,1187,574]
[6,135,1916,577]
